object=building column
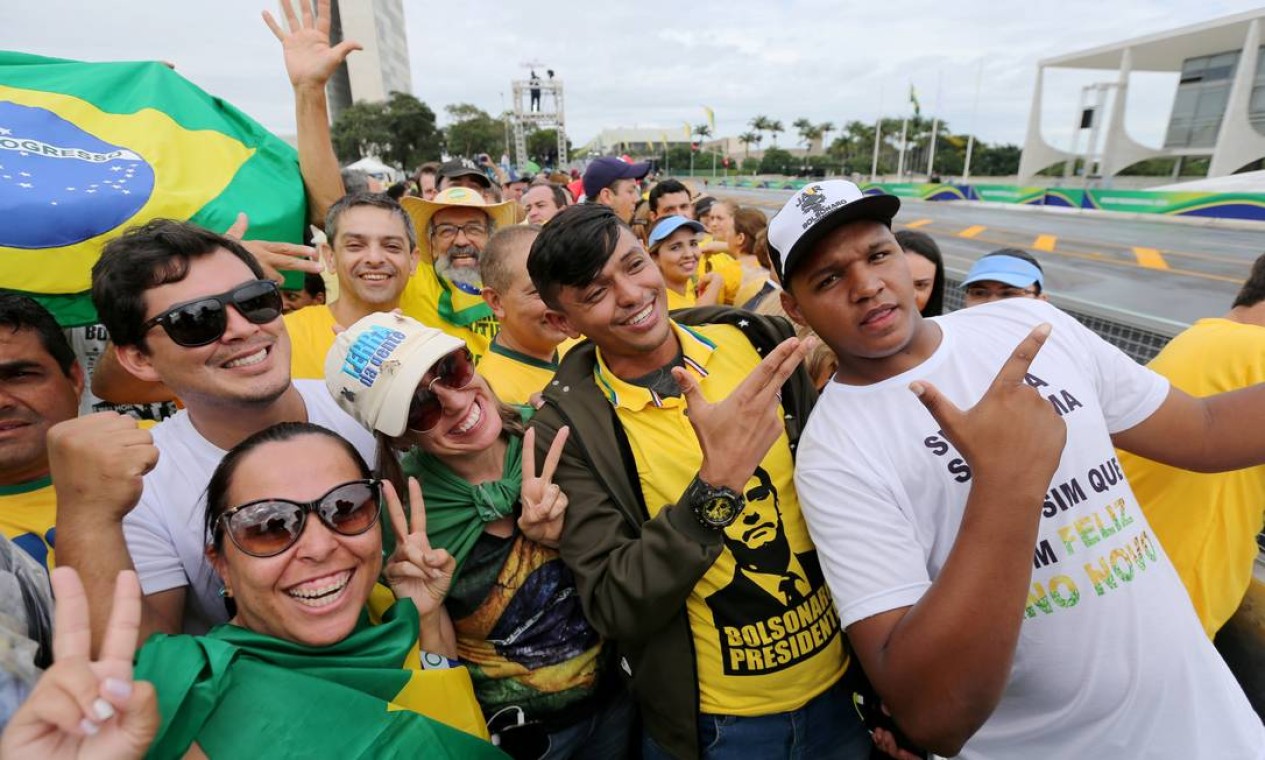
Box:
[1100,47,1166,179]
[1018,65,1073,183]
[1209,18,1265,177]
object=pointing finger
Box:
[383,479,410,549]
[407,477,427,540]
[909,380,964,435]
[51,566,90,663]
[223,212,248,240]
[991,323,1051,390]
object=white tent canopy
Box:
[344,156,400,181]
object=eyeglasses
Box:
[431,222,489,242]
[964,285,1038,302]
[217,479,382,558]
[142,280,283,347]
[406,348,476,432]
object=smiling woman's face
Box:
[211,434,382,648]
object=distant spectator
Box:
[961,248,1046,307]
[582,156,650,223]
[647,216,721,310]
[281,272,328,314]
[504,174,531,203]
[386,181,408,200]
[895,229,946,317]
[728,207,775,310]
[522,183,568,226]
[648,179,694,221]
[413,161,441,200]
[341,167,378,195]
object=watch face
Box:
[701,495,739,527]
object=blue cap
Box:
[961,254,1044,289]
[582,156,651,199]
[648,216,706,249]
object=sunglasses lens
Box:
[163,299,227,347]
[227,501,304,557]
[317,482,381,536]
[235,281,283,325]
[407,392,442,433]
[435,349,475,390]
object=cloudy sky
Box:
[7,1,1262,154]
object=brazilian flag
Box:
[0,51,306,326]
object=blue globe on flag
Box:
[0,100,155,249]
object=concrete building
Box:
[326,0,412,123]
[1019,9,1265,182]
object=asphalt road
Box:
[718,186,1264,329]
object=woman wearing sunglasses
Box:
[327,313,633,760]
[127,421,505,758]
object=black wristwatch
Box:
[684,475,746,531]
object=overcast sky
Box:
[6,1,1262,155]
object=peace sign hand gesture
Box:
[383,478,455,619]
[0,568,159,760]
[263,0,363,91]
[518,427,570,548]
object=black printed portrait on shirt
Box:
[707,467,840,676]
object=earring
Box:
[218,587,234,598]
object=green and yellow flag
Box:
[0,51,307,326]
[135,599,503,759]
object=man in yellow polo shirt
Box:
[0,294,84,571]
[526,204,868,759]
[1119,253,1265,638]
[476,225,574,405]
[400,187,516,362]
[284,192,419,379]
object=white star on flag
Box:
[18,182,32,188]
[0,128,10,136]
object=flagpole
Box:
[964,60,983,182]
[926,71,942,178]
[896,117,908,179]
[871,83,884,182]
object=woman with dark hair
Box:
[725,206,775,310]
[894,229,945,317]
[327,312,633,760]
[128,421,501,758]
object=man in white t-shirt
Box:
[51,220,374,651]
[767,180,1265,759]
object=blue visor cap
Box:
[648,216,706,249]
[961,255,1044,289]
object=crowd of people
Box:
[2,2,1264,759]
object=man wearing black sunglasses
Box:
[54,219,375,652]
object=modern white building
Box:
[1019,9,1265,182]
[326,0,412,122]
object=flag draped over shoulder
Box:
[134,599,503,759]
[0,51,307,326]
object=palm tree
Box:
[738,131,759,158]
[818,121,835,151]
[768,119,784,147]
[793,118,814,151]
[749,115,771,146]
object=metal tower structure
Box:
[510,62,567,173]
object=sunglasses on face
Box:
[406,348,477,433]
[142,280,283,348]
[217,479,383,558]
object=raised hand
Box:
[0,568,159,760]
[48,413,158,524]
[518,427,570,548]
[262,0,363,90]
[673,336,811,492]
[910,323,1066,490]
[223,212,322,284]
[383,478,455,618]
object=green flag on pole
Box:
[0,51,308,326]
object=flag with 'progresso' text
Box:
[0,51,307,326]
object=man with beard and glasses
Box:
[284,192,419,379]
[400,187,516,362]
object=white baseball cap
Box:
[324,312,466,437]
[767,180,900,284]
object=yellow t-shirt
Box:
[595,322,846,716]
[283,304,340,380]
[0,477,57,570]
[665,286,696,312]
[698,238,742,305]
[477,339,559,406]
[399,263,497,363]
[1118,318,1265,638]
